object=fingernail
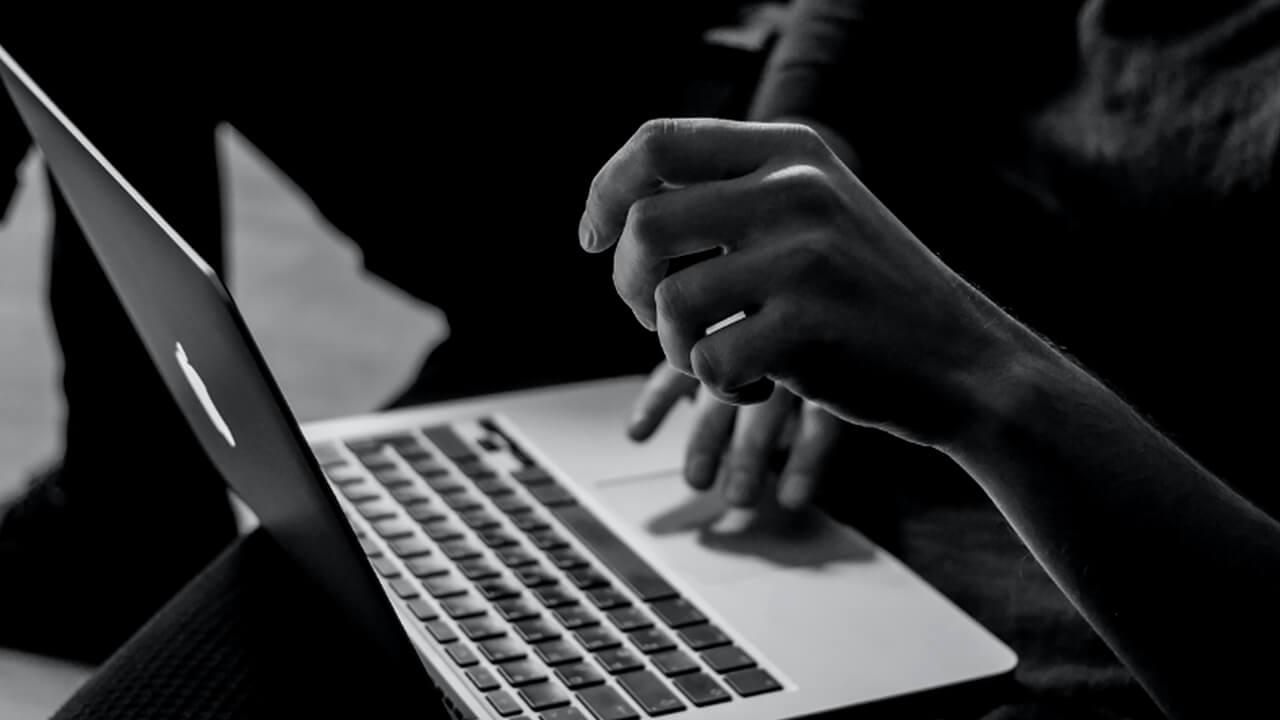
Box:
[686,456,712,489]
[778,475,810,509]
[578,213,595,251]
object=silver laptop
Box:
[2,46,1015,719]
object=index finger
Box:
[579,119,812,253]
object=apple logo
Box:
[175,341,237,448]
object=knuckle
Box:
[634,118,681,163]
[653,276,689,325]
[782,122,830,159]
[625,195,663,243]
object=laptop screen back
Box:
[0,46,423,676]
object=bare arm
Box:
[946,327,1280,718]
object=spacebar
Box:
[549,504,679,602]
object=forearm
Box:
[945,326,1280,717]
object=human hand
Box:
[581,119,1018,448]
[629,361,845,509]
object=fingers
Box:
[689,301,795,404]
[611,175,767,330]
[778,402,843,510]
[628,362,698,441]
[580,119,823,252]
[720,385,799,507]
[684,390,736,491]
[652,249,773,373]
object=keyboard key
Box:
[374,470,414,488]
[651,650,699,677]
[394,441,432,461]
[519,681,570,711]
[446,643,480,667]
[498,659,548,686]
[595,647,644,675]
[372,518,416,539]
[424,619,458,644]
[458,508,502,530]
[606,608,652,632]
[724,668,782,697]
[700,645,755,674]
[677,624,730,650]
[441,492,483,511]
[473,476,513,496]
[340,484,380,503]
[548,505,679,602]
[540,708,588,720]
[528,483,577,508]
[423,522,465,542]
[577,685,639,720]
[426,475,470,496]
[390,486,433,505]
[485,689,523,717]
[533,586,577,608]
[553,606,599,630]
[404,556,451,578]
[357,500,399,521]
[422,426,478,461]
[494,495,533,515]
[457,459,498,479]
[628,628,674,654]
[440,594,488,620]
[515,618,562,644]
[477,579,522,601]
[555,662,605,690]
[406,597,438,621]
[325,469,364,486]
[388,536,433,558]
[389,573,419,597]
[459,616,507,641]
[478,529,519,548]
[370,556,400,578]
[495,598,542,623]
[479,637,528,663]
[618,670,686,716]
[458,558,501,580]
[423,575,469,598]
[650,599,705,629]
[672,672,731,707]
[548,548,588,570]
[359,455,398,473]
[357,536,382,556]
[439,540,483,561]
[533,639,583,666]
[409,458,449,478]
[566,568,609,590]
[574,626,620,652]
[511,466,553,486]
[511,513,548,532]
[496,546,539,567]
[406,503,448,524]
[467,666,501,692]
[346,437,384,454]
[514,565,558,588]
[311,442,345,465]
[529,529,569,551]
[585,588,630,611]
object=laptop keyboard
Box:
[314,421,782,718]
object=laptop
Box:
[2,47,1015,719]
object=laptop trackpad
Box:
[592,472,875,586]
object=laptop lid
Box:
[0,46,427,681]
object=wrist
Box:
[937,299,1074,459]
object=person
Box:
[0,8,767,662]
[582,1,1280,717]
